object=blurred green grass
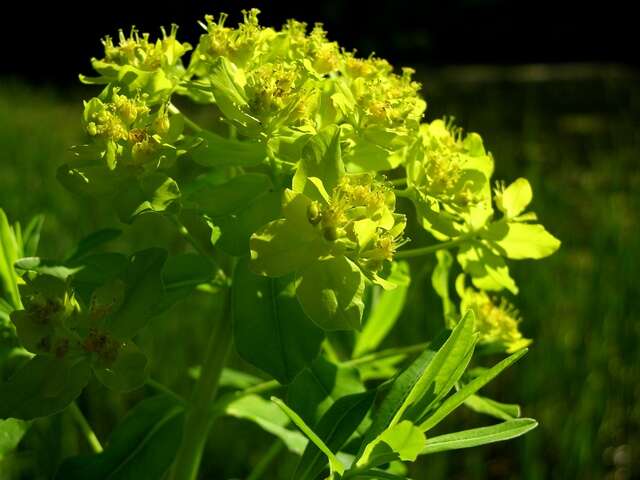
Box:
[0,66,638,479]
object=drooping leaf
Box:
[296,256,366,331]
[225,394,307,455]
[233,258,324,384]
[271,397,345,476]
[353,262,410,357]
[457,243,518,294]
[295,390,376,480]
[14,257,83,280]
[419,348,527,431]
[287,356,365,426]
[0,355,91,420]
[421,418,538,454]
[55,395,184,480]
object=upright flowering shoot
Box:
[0,9,563,480]
[250,130,406,330]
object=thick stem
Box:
[171,289,234,480]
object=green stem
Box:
[168,103,203,133]
[388,177,407,187]
[342,342,429,368]
[171,288,234,480]
[68,402,103,453]
[394,237,467,259]
[246,440,284,480]
[146,378,187,405]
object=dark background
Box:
[3,0,638,86]
[1,1,639,479]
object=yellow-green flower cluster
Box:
[460,287,531,353]
[406,119,494,238]
[305,174,406,273]
[82,88,182,169]
[101,25,191,73]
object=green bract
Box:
[1,8,561,480]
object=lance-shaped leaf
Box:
[295,390,376,480]
[360,312,475,453]
[287,356,365,426]
[353,262,410,357]
[55,395,184,480]
[226,394,307,455]
[105,248,167,339]
[0,356,91,420]
[421,418,538,454]
[233,258,324,384]
[464,395,521,421]
[296,256,366,331]
[356,421,424,469]
[431,251,457,328]
[271,397,345,476]
[419,348,527,431]
[0,209,21,309]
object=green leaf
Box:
[271,397,345,476]
[484,222,561,260]
[421,418,538,454]
[14,257,83,280]
[65,228,122,263]
[431,251,457,328]
[158,253,215,311]
[457,243,518,294]
[295,390,376,480]
[0,209,21,309]
[0,418,29,457]
[287,356,365,426]
[419,348,527,431]
[293,127,344,194]
[496,178,532,218]
[464,395,521,421]
[0,355,91,420]
[250,219,327,278]
[296,256,366,331]
[187,174,273,218]
[190,130,267,167]
[353,262,410,357]
[233,258,324,384]
[225,394,307,455]
[21,214,45,258]
[357,421,425,469]
[105,248,167,339]
[403,311,478,423]
[55,395,184,480]
[114,173,181,224]
[93,342,148,392]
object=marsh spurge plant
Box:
[0,9,560,480]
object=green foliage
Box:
[0,7,564,480]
